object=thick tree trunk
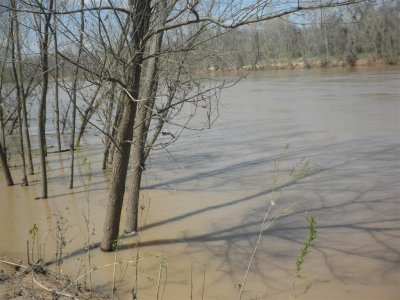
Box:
[101,93,138,250]
[124,18,166,233]
[0,142,13,186]
[101,0,151,251]
[124,103,146,233]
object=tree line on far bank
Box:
[201,1,400,70]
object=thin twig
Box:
[33,278,78,300]
[0,259,29,269]
[201,264,206,300]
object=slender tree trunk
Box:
[101,0,151,251]
[10,0,28,186]
[69,0,85,189]
[101,22,129,170]
[53,6,62,152]
[0,141,13,186]
[107,101,122,166]
[75,85,101,147]
[61,100,71,134]
[15,25,34,175]
[102,85,117,170]
[37,0,54,198]
[0,106,5,151]
[17,99,28,186]
[0,24,10,160]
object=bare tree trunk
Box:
[0,106,5,151]
[75,85,101,147]
[101,21,129,169]
[61,100,71,134]
[10,0,28,186]
[37,0,54,198]
[16,22,34,175]
[107,101,122,166]
[0,23,10,161]
[102,85,117,170]
[124,102,147,233]
[125,8,166,233]
[69,0,85,189]
[53,6,62,152]
[101,0,151,251]
[0,141,13,186]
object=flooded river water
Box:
[1,66,399,299]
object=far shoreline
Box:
[203,57,399,75]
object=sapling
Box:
[290,214,317,298]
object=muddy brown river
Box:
[1,66,399,299]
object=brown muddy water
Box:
[1,66,399,299]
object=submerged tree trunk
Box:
[0,24,10,165]
[53,6,62,152]
[69,0,85,189]
[101,0,151,251]
[124,13,166,233]
[10,0,28,186]
[124,101,148,233]
[10,0,34,174]
[15,25,34,175]
[0,142,13,186]
[37,0,54,198]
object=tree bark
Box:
[101,0,151,251]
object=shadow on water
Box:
[44,137,400,292]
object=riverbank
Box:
[0,256,107,300]
[206,57,397,73]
